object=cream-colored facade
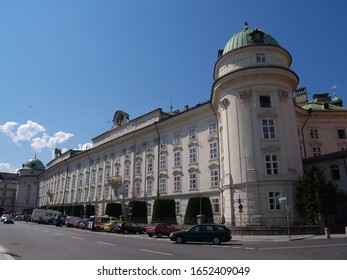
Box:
[32,24,347,225]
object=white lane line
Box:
[97,241,116,246]
[244,247,255,250]
[72,237,84,240]
[42,230,50,233]
[55,233,63,236]
[139,249,173,256]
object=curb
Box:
[0,245,15,260]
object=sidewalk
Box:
[0,244,15,260]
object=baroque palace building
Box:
[4,23,346,225]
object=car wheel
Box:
[148,234,154,237]
[111,228,116,233]
[124,229,128,234]
[176,236,184,244]
[212,237,221,245]
[157,232,163,238]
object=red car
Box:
[146,223,180,238]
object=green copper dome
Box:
[222,22,280,55]
[22,158,45,171]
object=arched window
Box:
[330,164,340,181]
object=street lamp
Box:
[279,196,290,239]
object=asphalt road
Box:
[1,221,347,260]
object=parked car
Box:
[114,222,146,234]
[146,223,180,238]
[104,220,118,233]
[65,216,81,227]
[1,214,9,222]
[169,224,232,245]
[79,218,89,230]
[3,215,14,224]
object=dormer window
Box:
[256,53,266,63]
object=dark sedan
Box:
[114,222,146,234]
[169,224,232,245]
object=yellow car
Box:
[104,220,118,233]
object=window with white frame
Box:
[313,146,321,156]
[91,170,96,184]
[147,203,152,216]
[135,159,141,175]
[159,177,167,193]
[147,156,153,172]
[209,122,217,135]
[268,191,282,210]
[96,186,102,200]
[123,183,129,198]
[175,201,180,215]
[210,168,219,187]
[174,175,181,191]
[147,141,154,152]
[85,172,90,185]
[114,164,120,176]
[330,164,340,181]
[135,181,141,196]
[188,128,196,140]
[265,154,279,175]
[310,128,319,139]
[189,173,198,190]
[98,169,103,184]
[189,147,197,163]
[146,179,152,195]
[262,118,276,139]
[337,129,347,139]
[159,154,167,170]
[174,150,181,167]
[103,186,109,199]
[160,137,167,150]
[173,132,181,145]
[124,162,130,176]
[105,166,110,180]
[209,142,218,159]
[259,95,271,108]
[211,198,220,213]
[256,52,266,63]
[136,145,141,156]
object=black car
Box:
[114,222,146,234]
[169,224,232,245]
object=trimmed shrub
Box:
[184,197,214,224]
[85,204,95,217]
[105,203,122,218]
[128,201,147,223]
[72,205,84,217]
[152,199,177,224]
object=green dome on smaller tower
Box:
[222,22,280,55]
[22,158,45,171]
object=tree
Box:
[128,201,147,223]
[152,199,177,223]
[105,203,122,218]
[184,197,214,224]
[296,166,337,225]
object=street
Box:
[0,221,347,260]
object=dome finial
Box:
[244,21,248,30]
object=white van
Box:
[31,208,62,224]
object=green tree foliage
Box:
[184,197,214,224]
[105,203,122,218]
[152,199,177,223]
[128,201,147,223]
[296,166,337,224]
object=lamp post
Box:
[279,196,290,239]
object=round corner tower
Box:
[212,23,303,225]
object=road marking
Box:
[72,237,84,240]
[43,230,50,233]
[260,243,347,250]
[55,233,63,236]
[139,249,173,256]
[244,247,255,250]
[97,241,116,246]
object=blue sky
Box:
[1,0,346,173]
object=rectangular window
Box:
[310,129,319,139]
[265,154,279,175]
[256,53,266,63]
[260,95,271,108]
[189,147,197,163]
[269,191,282,210]
[189,173,197,190]
[189,128,196,140]
[159,177,166,193]
[159,154,167,170]
[147,157,153,172]
[135,181,141,196]
[262,118,276,139]
[338,129,346,139]
[211,198,220,213]
[174,175,181,191]
[209,142,218,159]
[210,169,219,187]
[147,203,152,216]
[146,180,152,194]
[147,141,154,152]
[175,201,180,215]
[160,137,167,150]
[123,183,129,198]
[174,151,181,167]
[124,162,130,176]
[114,165,120,177]
[173,132,181,145]
[135,160,141,175]
[313,147,321,156]
[209,122,217,135]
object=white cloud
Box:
[78,142,92,150]
[0,120,45,144]
[0,163,16,173]
[31,131,74,152]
